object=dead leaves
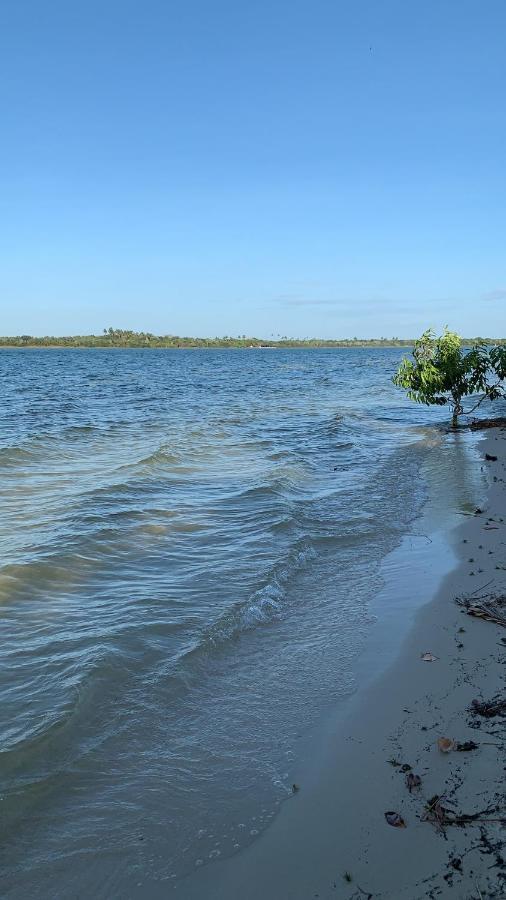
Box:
[437,737,455,753]
[422,795,449,830]
[422,796,506,832]
[437,736,480,753]
[471,696,506,718]
[380,583,506,842]
[405,772,422,793]
[387,758,411,772]
[384,811,406,828]
[454,740,478,752]
[456,593,506,628]
[465,604,506,626]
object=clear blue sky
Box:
[1,0,505,338]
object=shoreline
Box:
[176,426,506,899]
[0,345,415,351]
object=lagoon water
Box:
[0,348,479,896]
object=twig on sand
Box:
[350,886,373,900]
[422,796,506,831]
[468,579,495,597]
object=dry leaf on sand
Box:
[437,737,455,753]
[405,773,422,792]
[384,811,406,828]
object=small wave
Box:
[179,543,317,663]
[119,447,182,470]
[0,445,39,467]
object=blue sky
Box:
[1,0,505,338]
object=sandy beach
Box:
[177,426,506,900]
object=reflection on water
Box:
[0,348,495,897]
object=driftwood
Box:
[468,417,506,431]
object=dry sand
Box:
[178,427,505,900]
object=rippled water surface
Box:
[0,348,471,896]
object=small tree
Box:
[393,329,506,427]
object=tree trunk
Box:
[451,395,463,428]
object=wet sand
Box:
[178,427,505,899]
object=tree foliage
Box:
[393,329,506,425]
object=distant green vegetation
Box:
[1,328,505,349]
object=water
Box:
[0,348,480,896]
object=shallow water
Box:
[0,348,487,896]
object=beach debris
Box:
[456,594,506,628]
[471,696,506,718]
[384,811,406,828]
[420,651,439,662]
[405,772,422,792]
[454,740,479,752]
[437,737,456,753]
[446,805,506,829]
[420,795,500,831]
[422,795,449,831]
[387,758,411,771]
[436,737,480,753]
[485,453,498,461]
[469,416,506,430]
[350,888,373,900]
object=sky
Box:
[1,0,505,339]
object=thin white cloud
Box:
[482,289,506,301]
[282,299,343,307]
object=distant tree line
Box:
[0,328,505,349]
